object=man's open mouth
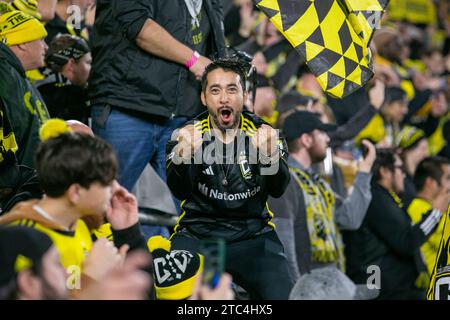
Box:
[219,107,233,123]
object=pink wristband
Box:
[186,51,200,69]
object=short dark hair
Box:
[384,86,407,106]
[45,34,90,73]
[35,133,118,197]
[413,156,450,191]
[201,58,247,93]
[372,148,398,183]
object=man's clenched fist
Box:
[251,124,279,157]
[176,124,203,159]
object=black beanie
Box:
[0,226,53,287]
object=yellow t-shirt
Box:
[13,218,93,271]
[91,223,113,241]
[407,198,445,274]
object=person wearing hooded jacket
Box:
[0,4,50,167]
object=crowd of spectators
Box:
[0,0,448,300]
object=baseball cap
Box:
[283,110,336,141]
[0,226,53,287]
[289,266,379,300]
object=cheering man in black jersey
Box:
[166,58,293,299]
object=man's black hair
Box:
[372,148,398,183]
[384,86,407,105]
[35,133,118,197]
[201,58,247,93]
[413,156,450,191]
[45,34,90,73]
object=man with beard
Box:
[345,150,443,300]
[37,34,92,124]
[166,58,293,300]
[268,111,376,282]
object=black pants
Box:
[171,230,294,300]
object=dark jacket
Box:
[268,157,372,281]
[344,184,442,300]
[166,111,290,242]
[0,164,43,215]
[44,14,88,45]
[36,72,89,124]
[0,43,50,167]
[88,0,226,119]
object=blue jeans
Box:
[92,105,187,190]
[92,105,187,239]
[140,225,171,242]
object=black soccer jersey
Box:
[166,110,290,242]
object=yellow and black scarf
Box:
[290,166,346,271]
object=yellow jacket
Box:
[408,198,445,274]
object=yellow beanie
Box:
[11,0,41,20]
[0,3,47,46]
[39,118,73,142]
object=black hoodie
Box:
[0,43,49,167]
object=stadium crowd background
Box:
[0,0,449,300]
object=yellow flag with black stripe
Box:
[254,0,389,98]
[427,204,450,300]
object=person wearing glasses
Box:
[344,149,444,300]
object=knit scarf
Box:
[290,167,346,271]
[183,0,203,28]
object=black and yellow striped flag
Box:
[254,0,389,98]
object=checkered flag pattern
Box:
[254,0,389,98]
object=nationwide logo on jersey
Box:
[198,182,261,201]
[254,0,389,98]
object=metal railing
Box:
[138,213,178,227]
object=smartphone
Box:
[323,147,334,176]
[197,238,226,289]
[360,144,369,158]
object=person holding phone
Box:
[166,57,293,300]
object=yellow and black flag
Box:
[254,0,389,98]
[427,204,450,300]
